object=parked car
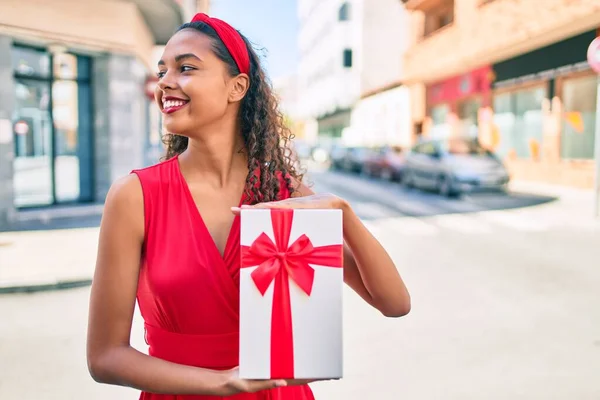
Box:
[362,145,406,181]
[403,137,510,197]
[340,147,373,173]
[328,145,348,170]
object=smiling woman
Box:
[157,16,301,203]
[86,12,410,400]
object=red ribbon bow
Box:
[241,209,343,378]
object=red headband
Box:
[191,13,250,75]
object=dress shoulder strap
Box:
[130,157,178,244]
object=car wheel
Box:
[438,175,459,198]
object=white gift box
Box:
[239,208,344,380]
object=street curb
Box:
[0,279,92,295]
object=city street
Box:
[1,167,599,400]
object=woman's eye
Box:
[157,70,166,78]
[181,65,195,73]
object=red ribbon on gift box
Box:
[241,209,343,379]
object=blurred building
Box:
[179,0,212,21]
[273,74,303,138]
[297,0,411,148]
[0,0,186,226]
[347,0,411,148]
[402,0,600,188]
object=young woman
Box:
[86,13,410,400]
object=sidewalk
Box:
[0,180,597,294]
[0,204,103,294]
[508,179,598,217]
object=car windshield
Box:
[443,138,489,156]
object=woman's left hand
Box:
[231,193,347,215]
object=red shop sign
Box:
[427,65,494,105]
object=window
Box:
[492,85,546,160]
[414,142,438,156]
[339,2,351,21]
[11,46,50,77]
[457,98,482,137]
[430,104,449,125]
[560,74,597,160]
[11,46,94,207]
[424,0,454,37]
[442,138,489,156]
[429,104,451,138]
[343,49,352,68]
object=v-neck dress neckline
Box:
[173,154,245,261]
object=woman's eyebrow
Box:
[158,53,202,67]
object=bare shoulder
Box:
[105,174,143,209]
[101,174,145,239]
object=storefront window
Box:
[12,79,53,206]
[560,74,597,160]
[430,104,449,125]
[11,45,94,208]
[11,47,50,78]
[457,98,481,138]
[429,104,450,139]
[492,92,514,158]
[493,85,545,159]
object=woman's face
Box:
[155,29,232,136]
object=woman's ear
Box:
[229,74,250,103]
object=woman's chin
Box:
[163,120,188,136]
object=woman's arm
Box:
[235,183,411,318]
[338,199,411,317]
[87,175,285,396]
[295,185,410,317]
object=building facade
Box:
[297,0,361,145]
[273,74,303,138]
[297,0,410,147]
[402,0,600,188]
[346,0,411,147]
[0,0,186,227]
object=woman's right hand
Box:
[215,367,287,395]
[216,367,320,396]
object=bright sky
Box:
[209,0,299,81]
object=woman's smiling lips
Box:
[162,96,189,114]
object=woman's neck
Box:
[178,123,248,189]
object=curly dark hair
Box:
[161,21,304,204]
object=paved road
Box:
[1,168,599,399]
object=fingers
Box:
[243,202,288,209]
[246,379,287,392]
[285,378,325,385]
[231,202,293,215]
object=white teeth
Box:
[163,100,187,108]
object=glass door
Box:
[13,79,53,207]
[52,53,94,203]
[12,46,94,207]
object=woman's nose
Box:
[157,73,176,91]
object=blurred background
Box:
[1,0,599,399]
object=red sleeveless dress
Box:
[131,155,315,400]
